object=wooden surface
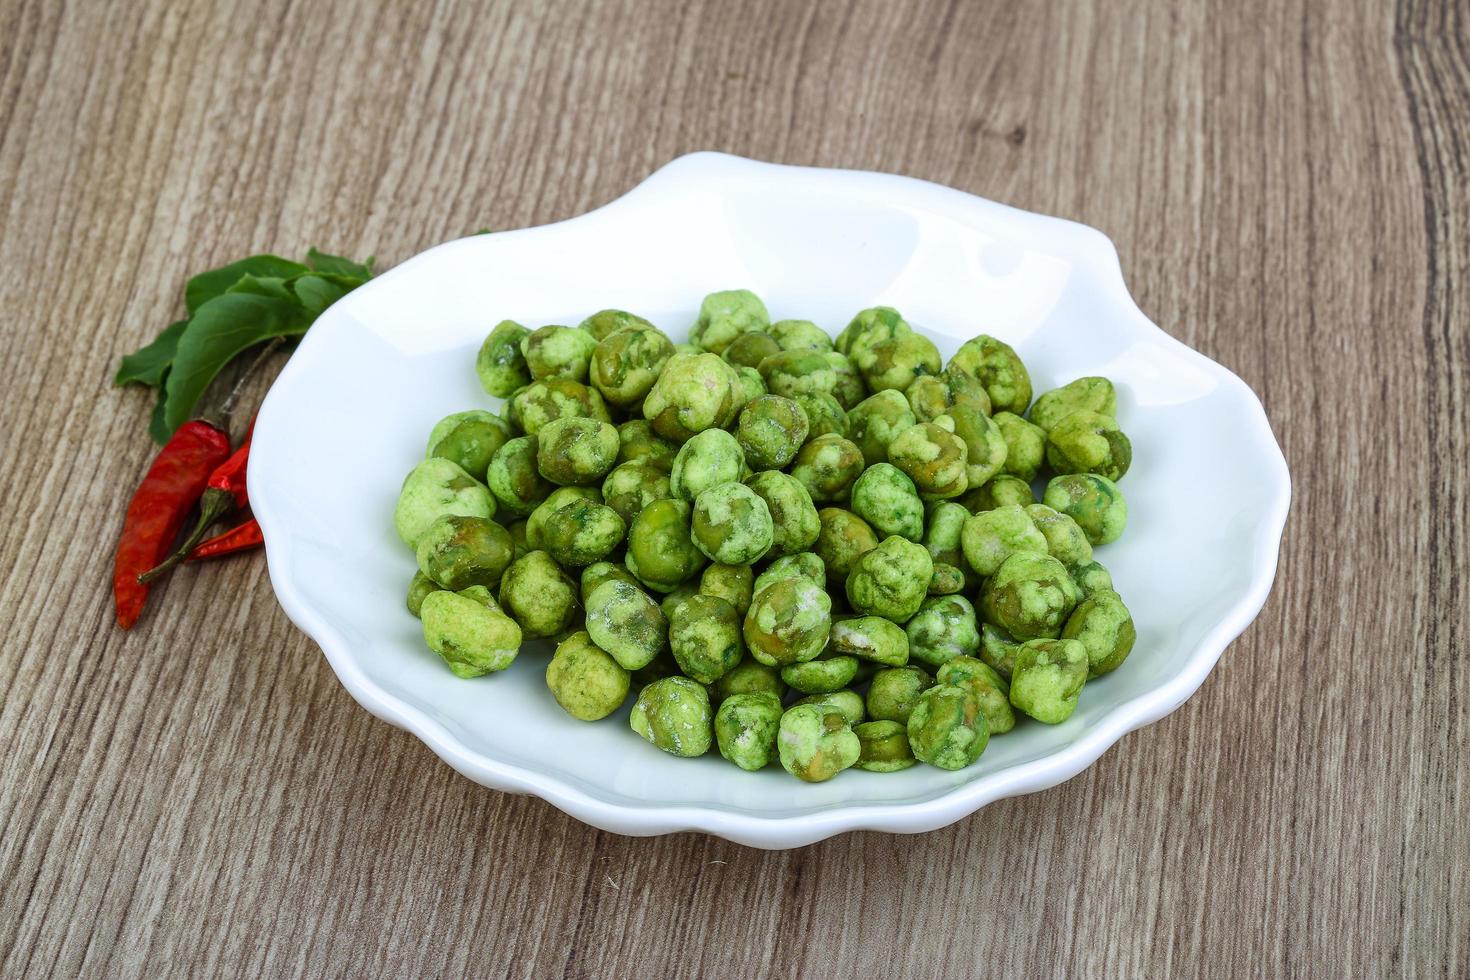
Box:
[0,0,1465,976]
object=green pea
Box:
[795,689,866,726]
[948,334,1032,415]
[414,514,515,590]
[585,579,668,671]
[406,570,440,618]
[589,325,675,406]
[777,703,860,782]
[846,390,917,467]
[824,351,868,409]
[484,436,553,518]
[579,308,656,342]
[992,411,1046,481]
[421,589,522,678]
[630,677,712,757]
[922,501,977,586]
[814,507,879,588]
[744,576,831,666]
[979,623,1023,677]
[521,324,597,383]
[905,594,981,669]
[853,720,916,772]
[476,320,532,397]
[731,365,767,412]
[497,550,579,638]
[789,434,865,504]
[928,564,966,595]
[936,656,1014,734]
[1045,410,1132,481]
[905,368,992,422]
[669,428,745,502]
[828,615,910,666]
[768,318,833,352]
[708,657,785,705]
[1043,473,1127,545]
[1009,638,1088,723]
[751,553,825,596]
[1070,559,1115,599]
[794,393,849,441]
[715,692,784,770]
[394,457,495,548]
[659,582,700,621]
[981,552,1081,640]
[736,395,809,470]
[780,655,859,694]
[669,593,744,683]
[601,460,672,526]
[941,406,1006,490]
[865,665,934,723]
[907,684,989,770]
[580,561,641,604]
[507,519,530,559]
[625,498,708,593]
[835,306,910,362]
[691,482,774,565]
[1029,376,1117,433]
[535,416,620,486]
[510,378,611,436]
[888,419,970,500]
[539,498,626,568]
[856,331,941,392]
[615,419,678,471]
[960,503,1047,576]
[546,631,631,720]
[722,330,782,369]
[524,486,599,550]
[962,474,1036,513]
[743,471,820,558]
[845,536,932,622]
[849,462,925,542]
[1062,589,1136,677]
[700,563,755,617]
[1025,504,1093,568]
[691,288,769,355]
[759,349,841,403]
[429,415,513,482]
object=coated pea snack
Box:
[392,293,1144,782]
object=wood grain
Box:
[0,0,1465,976]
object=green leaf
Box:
[290,274,356,316]
[162,292,311,435]
[115,318,188,387]
[472,228,493,235]
[185,255,308,314]
[148,384,173,444]
[225,274,294,300]
[306,247,374,280]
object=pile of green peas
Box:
[394,290,1138,782]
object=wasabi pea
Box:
[736,395,809,470]
[615,419,678,471]
[835,306,909,362]
[814,507,879,587]
[1043,473,1127,546]
[1062,589,1136,677]
[507,519,530,559]
[794,393,848,441]
[905,368,992,422]
[522,324,597,382]
[421,589,522,678]
[936,656,1014,734]
[948,334,1032,415]
[845,536,932,622]
[1070,559,1115,599]
[715,692,784,770]
[962,474,1036,513]
[669,593,743,683]
[846,390,917,467]
[743,471,821,558]
[1025,503,1093,568]
[1009,638,1088,723]
[856,331,941,392]
[669,428,745,501]
[744,576,832,666]
[1029,376,1117,433]
[700,563,755,616]
[992,411,1045,481]
[979,623,1023,677]
[691,288,769,354]
[691,483,774,565]
[922,501,978,590]
[476,320,532,397]
[828,616,910,666]
[751,553,825,596]
[789,434,865,503]
[659,582,700,620]
[853,720,916,772]
[941,406,1006,489]
[415,514,515,590]
[769,318,833,352]
[905,594,981,669]
[601,460,672,526]
[928,564,966,594]
[1045,410,1132,481]
[848,463,925,542]
[625,498,707,592]
[722,331,782,369]
[780,655,859,694]
[795,689,866,726]
[589,325,675,406]
[907,684,989,770]
[960,503,1047,576]
[430,415,513,481]
[510,378,611,436]
[536,416,620,486]
[981,552,1081,640]
[546,631,631,720]
[485,436,553,519]
[538,497,626,568]
[630,677,712,757]
[394,457,495,547]
[406,570,440,618]
[580,561,641,604]
[426,410,499,457]
[777,703,860,782]
[643,352,741,442]
[585,579,668,671]
[824,351,867,409]
[888,419,970,500]
[865,665,934,723]
[630,649,681,690]
[579,308,656,342]
[497,550,578,638]
[708,657,785,705]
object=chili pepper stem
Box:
[136,487,235,584]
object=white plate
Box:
[251,152,1290,849]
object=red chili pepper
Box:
[113,419,231,628]
[186,517,263,562]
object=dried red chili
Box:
[186,517,263,562]
[138,421,254,583]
